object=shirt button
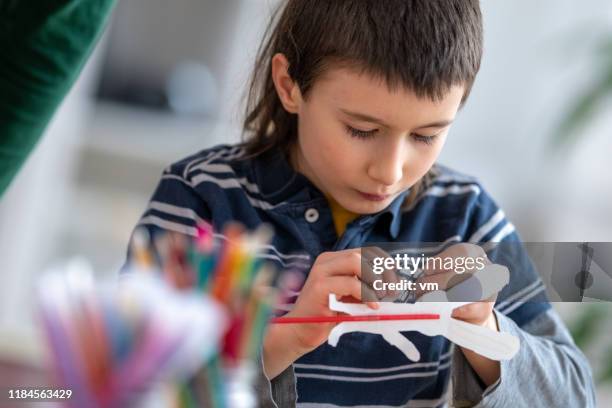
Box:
[304,208,319,223]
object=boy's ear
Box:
[271,53,302,114]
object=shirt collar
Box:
[251,147,324,204]
[251,147,408,238]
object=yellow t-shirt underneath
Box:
[327,197,359,237]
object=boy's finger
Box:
[317,250,363,279]
[361,246,400,299]
[452,294,496,316]
[325,275,364,304]
[325,275,380,309]
[314,253,391,303]
[361,279,382,304]
[451,300,495,325]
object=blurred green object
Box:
[568,303,612,384]
[569,303,607,349]
[0,0,116,197]
[598,346,612,383]
[553,34,612,149]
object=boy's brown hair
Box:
[242,0,483,201]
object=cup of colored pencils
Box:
[129,222,288,408]
[35,220,296,408]
[36,259,224,408]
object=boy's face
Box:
[274,56,465,215]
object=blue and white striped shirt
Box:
[128,144,594,407]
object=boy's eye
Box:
[346,125,378,139]
[411,133,438,145]
[346,125,439,145]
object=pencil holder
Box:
[129,222,288,408]
[35,222,296,407]
[36,260,224,408]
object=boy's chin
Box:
[355,201,392,214]
[342,196,393,215]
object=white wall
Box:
[441,0,612,241]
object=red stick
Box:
[270,314,440,324]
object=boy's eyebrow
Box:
[339,108,392,127]
[339,108,455,129]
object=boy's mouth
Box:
[357,190,391,202]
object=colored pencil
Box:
[270,313,440,324]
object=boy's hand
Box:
[413,243,500,385]
[451,298,497,329]
[283,248,384,352]
[414,243,497,327]
[263,248,395,379]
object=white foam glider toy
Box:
[328,264,520,362]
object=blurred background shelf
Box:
[82,101,239,165]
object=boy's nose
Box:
[367,145,405,187]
